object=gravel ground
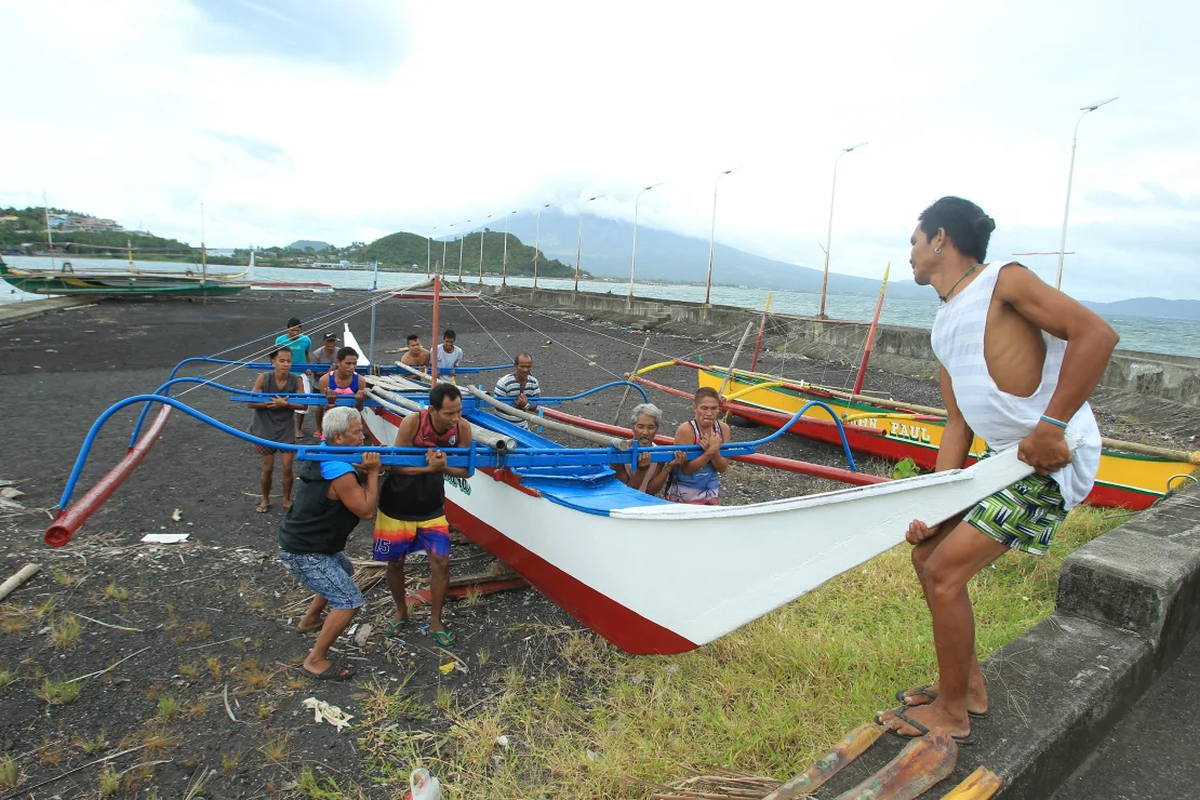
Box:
[0,289,1189,797]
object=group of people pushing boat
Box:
[252,196,1123,749]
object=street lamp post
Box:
[427,227,437,276]
[818,142,867,318]
[574,195,603,294]
[478,214,492,283]
[501,210,516,287]
[458,221,469,282]
[629,183,661,306]
[442,224,454,278]
[533,202,551,290]
[1056,97,1117,290]
[704,168,740,307]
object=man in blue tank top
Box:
[877,197,1118,745]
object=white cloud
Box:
[1,0,1197,301]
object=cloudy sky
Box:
[2,0,1197,301]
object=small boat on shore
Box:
[0,257,249,298]
[249,281,334,293]
[632,360,1200,511]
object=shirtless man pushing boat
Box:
[400,334,432,372]
[877,196,1118,744]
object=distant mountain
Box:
[358,231,575,278]
[1084,297,1200,322]
[286,239,333,252]
[499,211,931,300]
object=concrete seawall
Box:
[488,285,1200,410]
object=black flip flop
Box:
[895,685,989,719]
[309,659,355,681]
[875,707,975,746]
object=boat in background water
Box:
[0,257,249,298]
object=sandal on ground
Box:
[255,502,270,514]
[298,618,325,634]
[895,684,989,719]
[874,707,974,746]
[308,659,355,681]
[382,618,408,638]
[431,629,456,647]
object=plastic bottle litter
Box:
[406,768,441,800]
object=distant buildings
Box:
[48,213,123,233]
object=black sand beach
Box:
[0,290,1181,797]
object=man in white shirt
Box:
[435,329,464,382]
[492,353,540,429]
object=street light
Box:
[629,182,662,305]
[818,142,867,318]
[704,168,740,307]
[478,214,492,283]
[533,202,551,290]
[427,226,437,276]
[574,195,603,293]
[442,224,455,277]
[458,220,470,282]
[1056,97,1117,290]
[501,210,517,287]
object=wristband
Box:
[1040,415,1068,429]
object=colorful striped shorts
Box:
[372,511,451,561]
[966,472,1067,556]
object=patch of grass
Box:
[37,737,63,767]
[0,670,15,691]
[72,730,106,755]
[0,610,30,635]
[141,725,179,754]
[49,614,82,649]
[183,620,211,640]
[434,684,454,713]
[364,505,1121,796]
[143,682,167,703]
[0,755,18,790]
[256,700,275,719]
[236,658,275,693]
[99,763,121,796]
[464,586,484,606]
[205,656,222,679]
[187,700,209,719]
[260,731,290,764]
[103,582,128,602]
[221,749,243,775]
[157,694,182,722]
[179,661,200,678]
[33,597,55,618]
[36,677,81,706]
[296,766,360,799]
[52,567,80,587]
[357,675,420,726]
[286,676,307,690]
[476,648,491,666]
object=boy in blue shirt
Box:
[276,317,313,439]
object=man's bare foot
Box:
[255,502,270,514]
[283,500,293,510]
[898,681,988,717]
[877,700,970,740]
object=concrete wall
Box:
[489,285,1200,409]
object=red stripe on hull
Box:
[443,501,699,655]
[366,408,699,655]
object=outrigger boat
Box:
[44,277,1070,655]
[628,360,1200,511]
[0,257,249,298]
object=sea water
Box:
[3,256,1195,359]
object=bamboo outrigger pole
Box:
[749,292,772,372]
[613,337,650,426]
[852,262,890,396]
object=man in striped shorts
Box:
[876,196,1119,745]
[374,382,472,647]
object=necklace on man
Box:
[939,263,983,303]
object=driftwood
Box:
[0,563,41,602]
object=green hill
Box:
[1,206,193,256]
[359,230,579,278]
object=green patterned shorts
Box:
[966,472,1067,556]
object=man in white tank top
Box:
[876,197,1119,745]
